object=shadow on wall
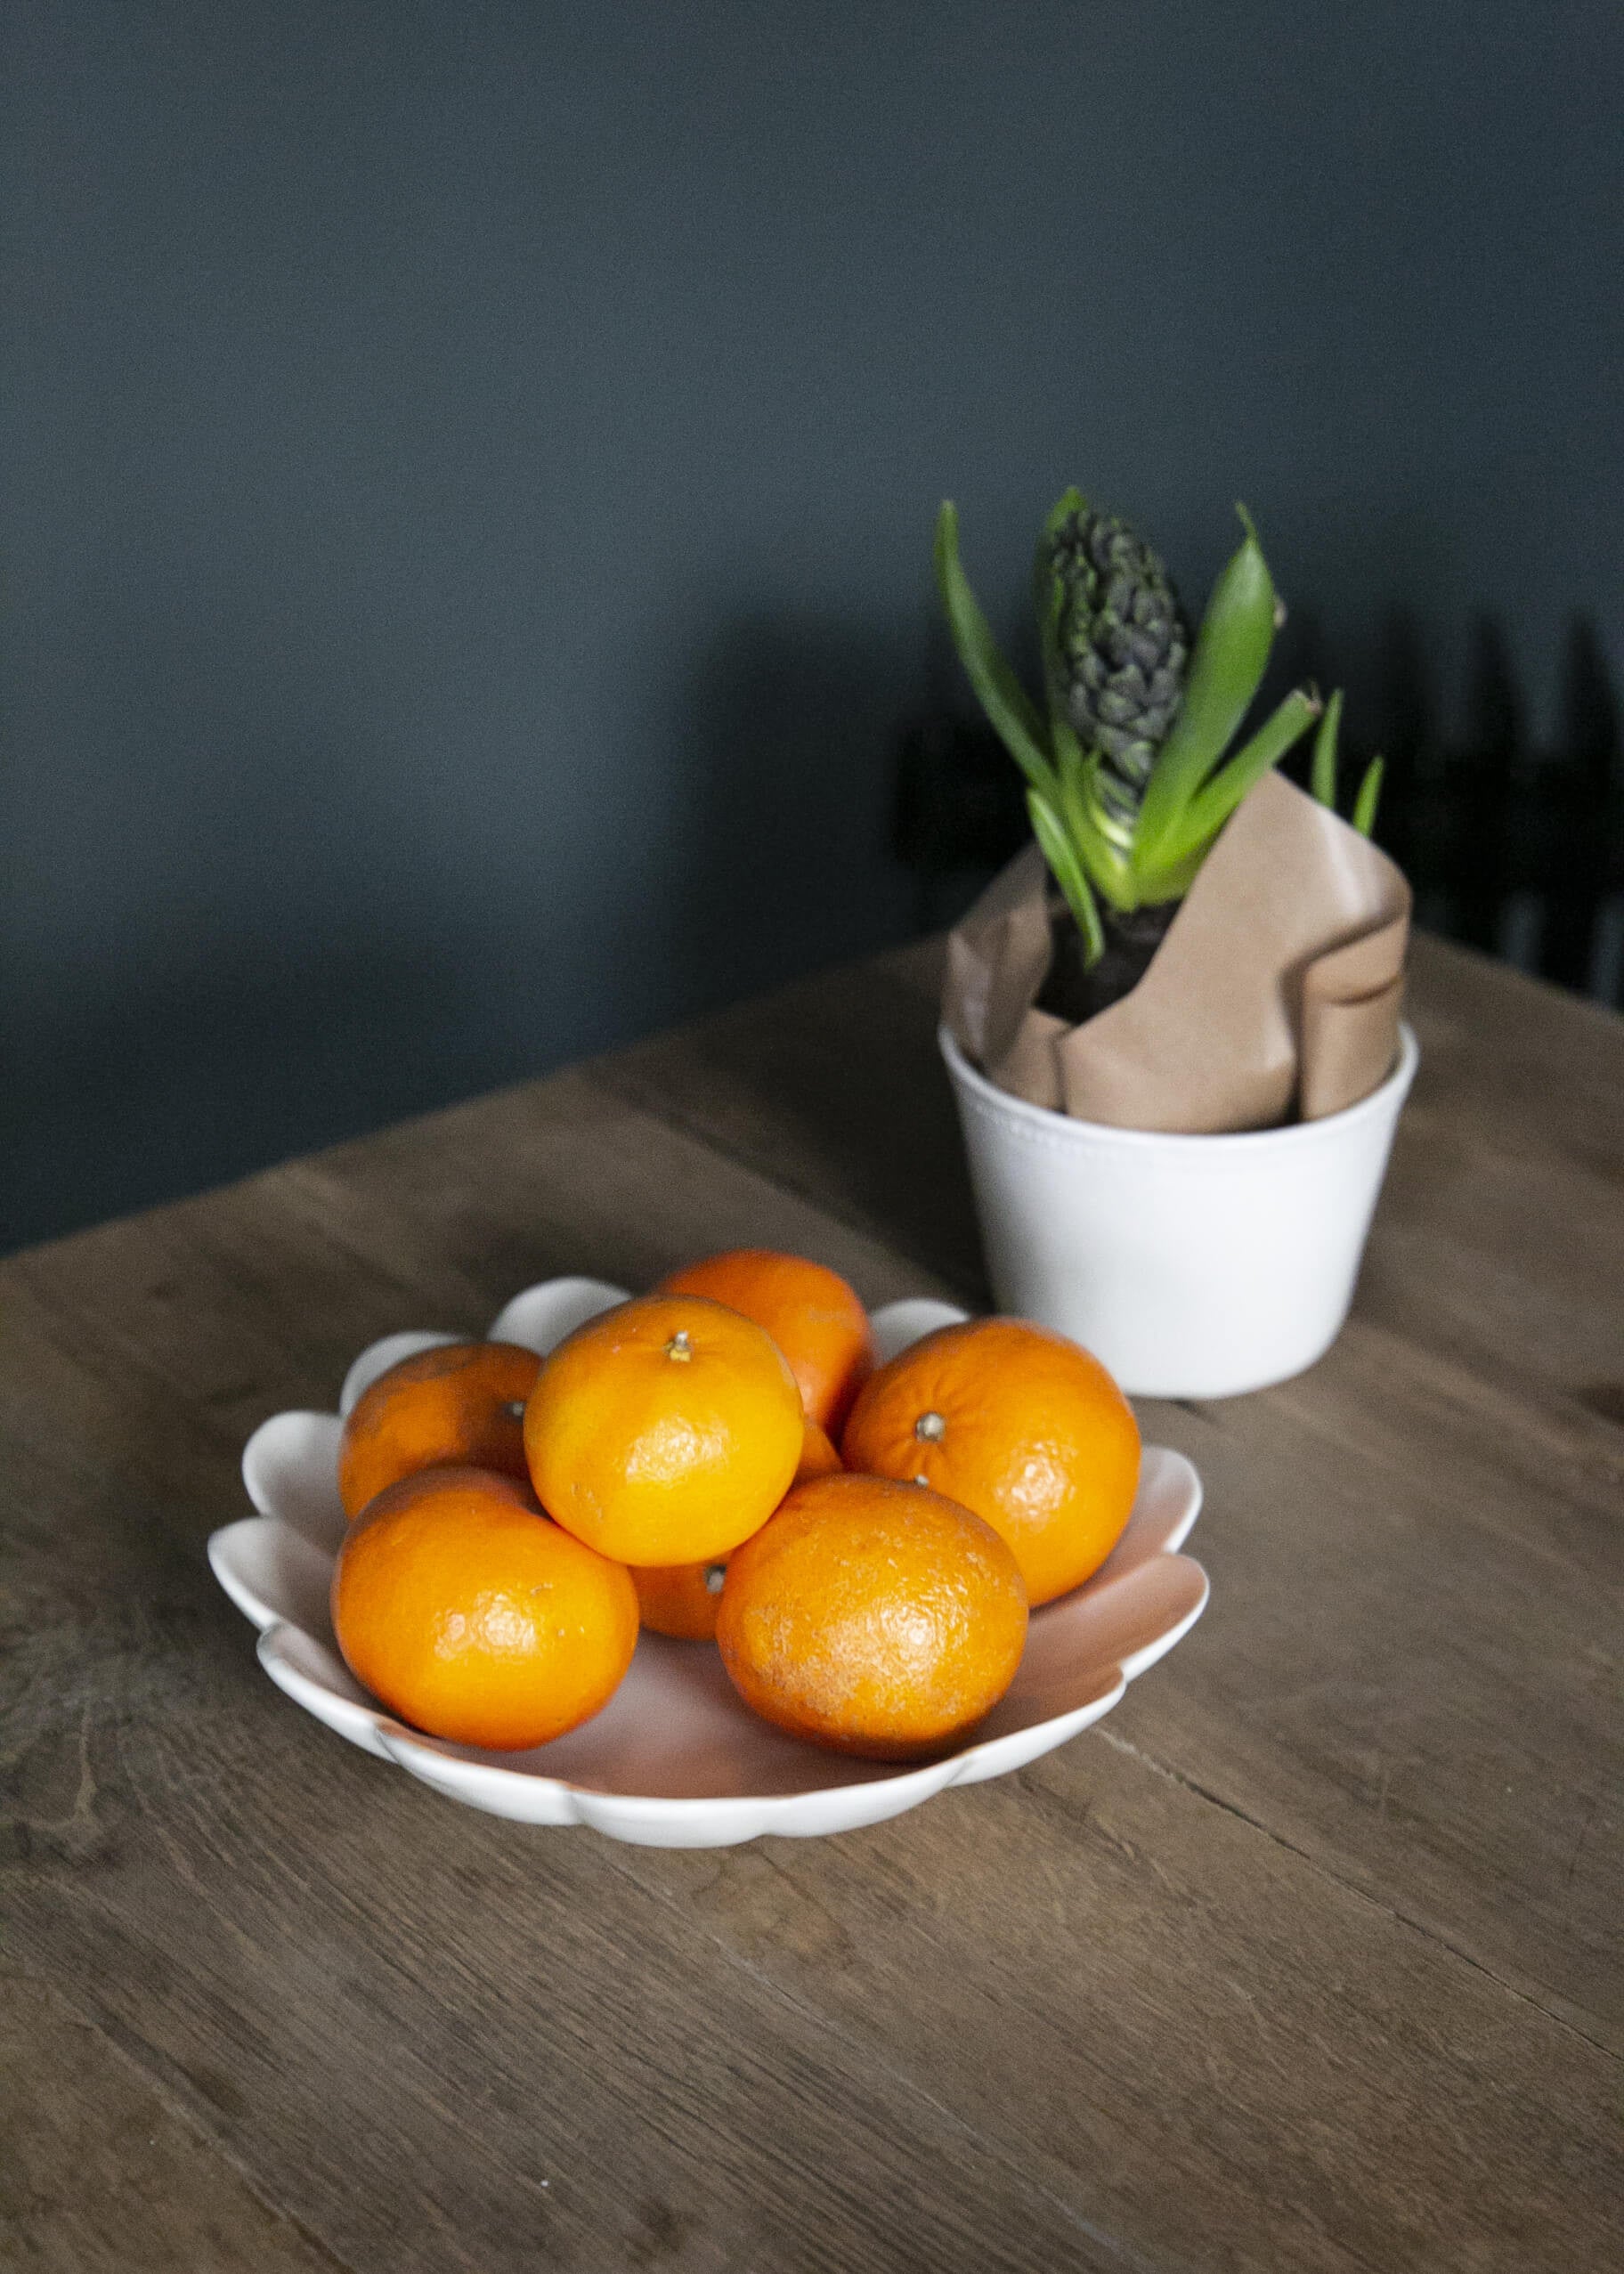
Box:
[1,611,929,1255]
[659,611,918,1009]
[1375,614,1624,997]
[11,596,1619,1259]
[0,901,516,1252]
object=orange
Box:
[716,1472,1027,1759]
[523,1294,803,1566]
[631,1417,843,1642]
[840,1319,1140,1606]
[329,1466,638,1750]
[793,1417,845,1488]
[628,1556,732,1645]
[655,1249,873,1433]
[337,1340,540,1519]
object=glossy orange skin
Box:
[840,1319,1140,1606]
[654,1249,873,1433]
[632,1417,843,1642]
[337,1341,540,1519]
[716,1472,1027,1759]
[524,1294,803,1567]
[330,1467,638,1750]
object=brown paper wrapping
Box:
[943,772,1411,1132]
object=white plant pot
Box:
[939,1021,1419,1400]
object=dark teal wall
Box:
[4,3,1620,1243]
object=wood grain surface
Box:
[2,932,1620,2272]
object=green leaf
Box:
[1032,490,1088,736]
[1055,731,1135,909]
[1054,725,1091,839]
[1134,504,1279,859]
[935,501,1058,801]
[1027,787,1106,966]
[1031,485,1085,649]
[1311,688,1342,809]
[1035,561,1070,732]
[1352,754,1385,837]
[1133,841,1208,906]
[1042,484,1087,538]
[1149,688,1322,869]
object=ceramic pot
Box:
[938,1022,1418,1399]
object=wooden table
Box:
[3,934,1620,2272]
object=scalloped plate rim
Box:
[210,1276,1209,1844]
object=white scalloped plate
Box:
[209,1278,1207,1847]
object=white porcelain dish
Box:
[209,1278,1208,1848]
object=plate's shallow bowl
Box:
[209,1278,1207,1847]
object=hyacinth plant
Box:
[936,491,1383,1014]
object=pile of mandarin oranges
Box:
[330,1249,1141,1763]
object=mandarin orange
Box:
[631,1416,843,1642]
[840,1319,1140,1605]
[523,1294,802,1566]
[716,1472,1027,1758]
[329,1466,638,1750]
[793,1417,845,1487]
[627,1555,732,1645]
[654,1248,873,1433]
[337,1340,540,1519]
